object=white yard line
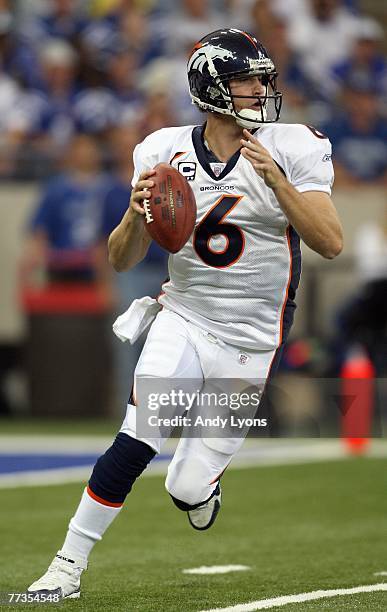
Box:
[374,572,387,576]
[183,566,250,575]
[200,583,387,612]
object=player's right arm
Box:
[108,169,156,272]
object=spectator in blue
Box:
[106,43,142,113]
[76,39,143,131]
[14,39,80,178]
[71,44,120,141]
[321,77,387,186]
[22,134,112,288]
[0,3,40,88]
[286,0,362,101]
[82,1,165,68]
[331,17,386,100]
[24,0,89,45]
[72,86,120,140]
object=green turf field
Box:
[1,458,386,611]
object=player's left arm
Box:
[241,129,343,259]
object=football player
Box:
[28,28,343,600]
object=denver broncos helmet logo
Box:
[188,45,236,74]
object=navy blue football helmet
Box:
[187,28,282,128]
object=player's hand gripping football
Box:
[240,129,286,190]
[129,169,156,215]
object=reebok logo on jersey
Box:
[322,154,332,162]
[238,352,250,365]
[200,185,235,191]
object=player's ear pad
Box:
[89,433,155,504]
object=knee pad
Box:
[88,432,155,504]
[169,483,219,511]
[165,456,215,508]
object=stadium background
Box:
[0,2,386,610]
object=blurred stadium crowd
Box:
[0,0,386,420]
[0,0,386,183]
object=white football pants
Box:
[120,309,276,506]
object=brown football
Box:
[143,162,197,254]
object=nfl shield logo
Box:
[212,164,223,177]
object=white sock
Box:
[61,488,123,563]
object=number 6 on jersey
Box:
[193,194,245,268]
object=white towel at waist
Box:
[112,296,162,344]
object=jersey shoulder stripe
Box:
[131,126,196,186]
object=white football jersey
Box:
[131,123,334,350]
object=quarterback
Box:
[28,29,343,599]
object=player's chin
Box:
[235,103,262,113]
[249,102,264,111]
[234,107,252,116]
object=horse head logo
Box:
[188,45,236,73]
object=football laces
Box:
[143,198,154,224]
